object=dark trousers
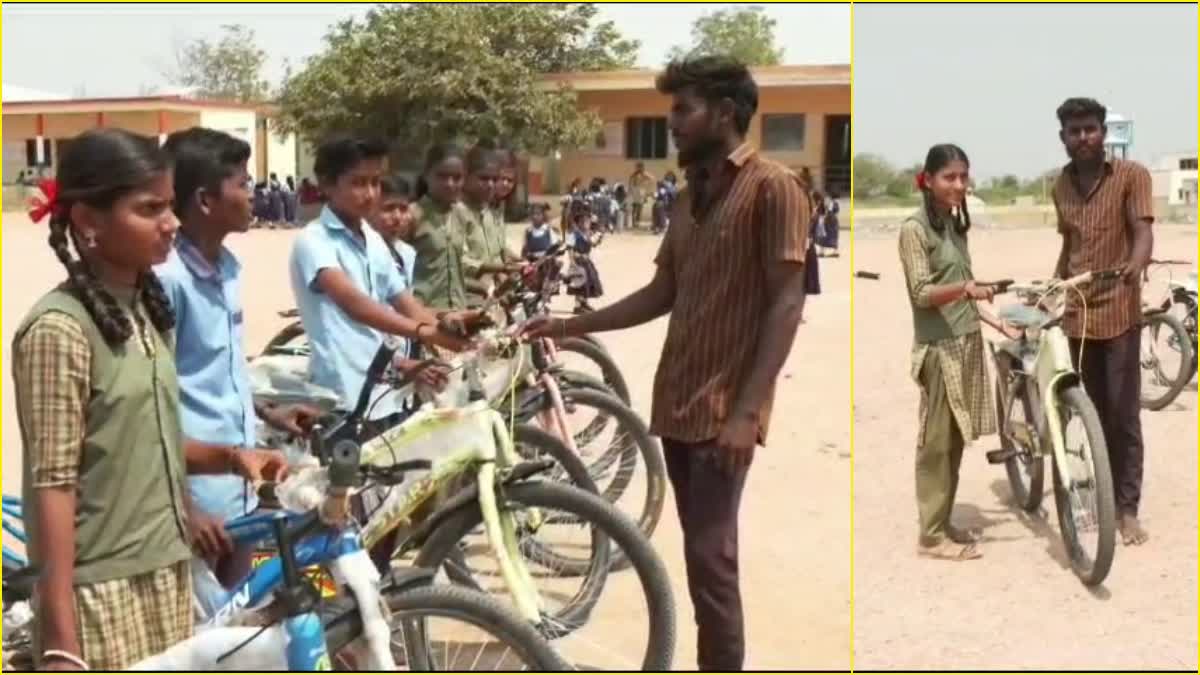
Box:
[662,438,750,671]
[1069,327,1144,516]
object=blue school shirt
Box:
[289,205,410,417]
[156,234,259,521]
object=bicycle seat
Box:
[999,303,1050,329]
[249,355,342,413]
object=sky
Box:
[853,4,1199,179]
[1,3,850,97]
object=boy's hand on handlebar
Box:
[233,448,290,484]
[397,357,451,392]
[259,402,320,436]
[438,309,491,337]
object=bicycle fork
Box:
[477,411,545,625]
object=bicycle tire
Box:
[995,358,1045,512]
[555,336,632,406]
[1052,385,1116,587]
[415,481,676,671]
[1139,312,1194,410]
[561,388,665,541]
[323,582,570,671]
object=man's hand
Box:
[187,508,233,559]
[397,358,452,392]
[259,403,320,437]
[1122,255,1150,284]
[520,315,572,341]
[231,449,289,485]
[716,410,758,476]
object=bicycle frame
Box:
[356,400,544,624]
[997,278,1103,495]
[3,496,27,568]
[143,510,393,670]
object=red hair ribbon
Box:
[28,178,64,224]
[914,172,929,191]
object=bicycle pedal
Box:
[986,448,1018,465]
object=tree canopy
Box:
[667,6,784,66]
[165,25,271,102]
[275,4,641,153]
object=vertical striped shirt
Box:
[1053,158,1154,339]
[651,144,809,444]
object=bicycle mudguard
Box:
[1142,305,1169,318]
[404,459,557,546]
[380,566,436,594]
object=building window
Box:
[25,138,52,167]
[1179,157,1198,170]
[625,117,668,159]
[762,114,806,152]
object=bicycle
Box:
[984,269,1119,586]
[5,441,568,671]
[1139,258,1196,409]
[255,336,676,670]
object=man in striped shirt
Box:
[524,56,809,670]
[1052,97,1154,546]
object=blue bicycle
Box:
[3,442,568,671]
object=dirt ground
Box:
[852,225,1199,670]
[1,215,852,670]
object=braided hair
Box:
[47,128,175,345]
[920,143,972,236]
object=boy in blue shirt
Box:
[289,135,477,421]
[156,127,314,605]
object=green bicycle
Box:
[985,269,1119,587]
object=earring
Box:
[84,233,97,249]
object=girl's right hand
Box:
[963,280,995,302]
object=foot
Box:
[917,538,982,561]
[946,525,982,544]
[1120,514,1149,546]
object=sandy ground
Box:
[852,225,1199,670]
[1,216,851,670]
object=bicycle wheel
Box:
[994,357,1045,511]
[1139,311,1194,410]
[520,386,666,547]
[1052,384,1116,587]
[554,336,631,406]
[416,481,676,671]
[323,583,570,670]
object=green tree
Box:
[276,4,639,153]
[667,6,784,66]
[851,153,896,200]
[166,25,270,102]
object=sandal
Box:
[917,539,982,561]
[947,525,983,544]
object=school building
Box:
[1,90,298,187]
[531,63,852,197]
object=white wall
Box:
[198,109,258,177]
[265,127,297,182]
